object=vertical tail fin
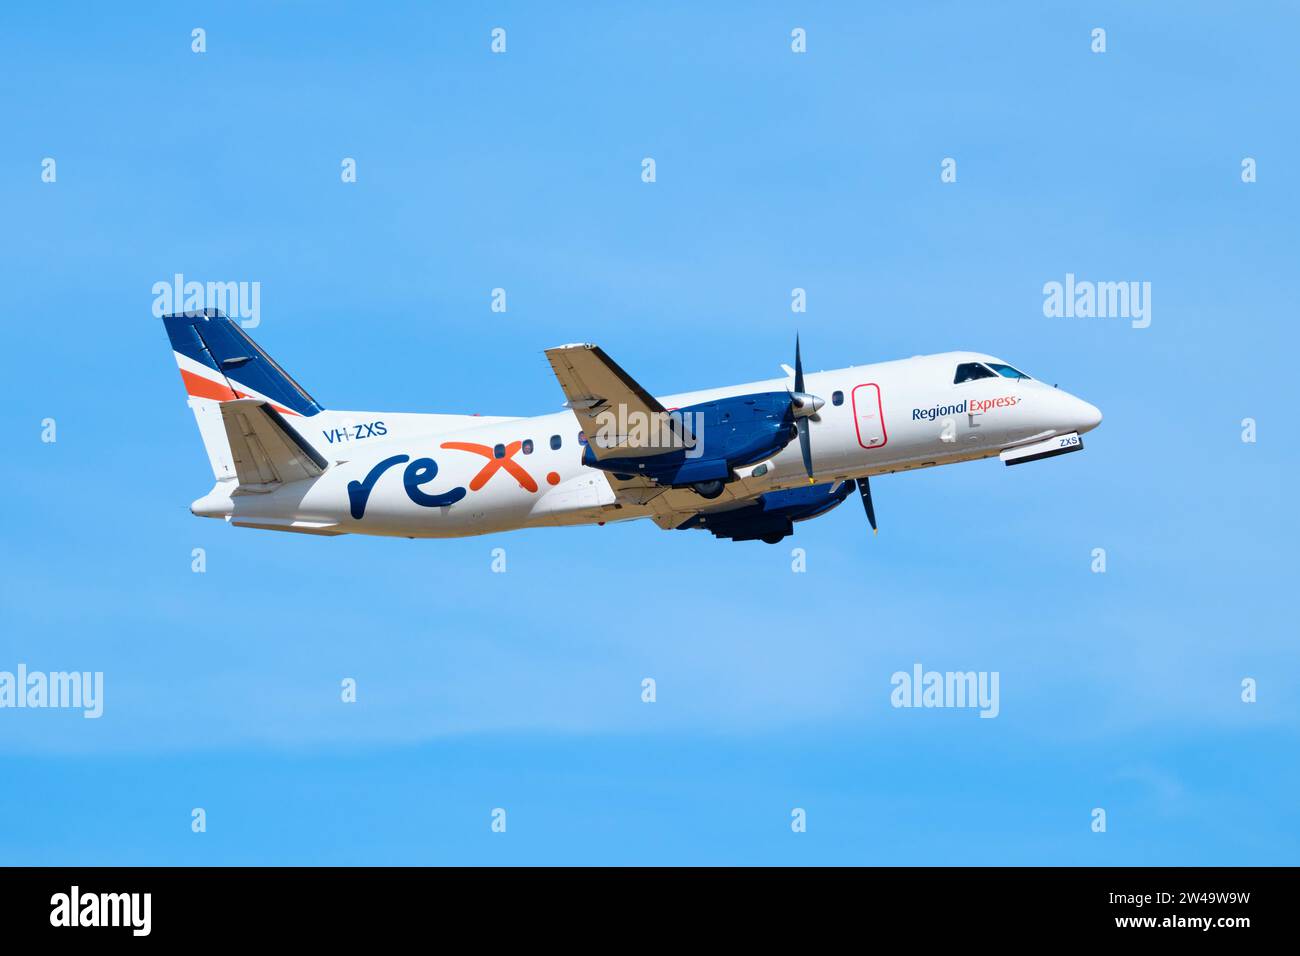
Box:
[162,309,323,417]
[162,310,324,480]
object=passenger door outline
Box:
[852,383,888,450]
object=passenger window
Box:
[550,434,561,450]
[522,439,534,455]
[578,432,587,445]
[493,443,505,459]
[954,362,998,384]
[832,390,844,406]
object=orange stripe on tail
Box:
[180,369,300,416]
[181,369,238,402]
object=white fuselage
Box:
[192,351,1102,538]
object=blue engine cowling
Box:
[677,480,854,543]
[581,392,796,487]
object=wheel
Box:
[692,480,725,499]
[760,532,786,545]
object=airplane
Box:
[161,310,1102,544]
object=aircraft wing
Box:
[218,398,327,493]
[544,343,690,460]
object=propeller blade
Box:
[794,335,805,394]
[857,476,878,534]
[797,417,814,481]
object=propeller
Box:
[784,336,876,531]
[788,335,823,482]
[856,476,878,534]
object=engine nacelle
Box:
[677,480,854,543]
[581,392,796,488]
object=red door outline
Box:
[852,383,888,450]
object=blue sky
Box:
[1,1,1297,864]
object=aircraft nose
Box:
[1074,397,1103,434]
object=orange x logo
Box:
[440,440,539,493]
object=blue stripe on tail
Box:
[162,310,324,417]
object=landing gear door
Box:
[852,384,888,450]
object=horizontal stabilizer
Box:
[229,517,343,536]
[219,398,327,492]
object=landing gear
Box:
[760,532,786,545]
[692,480,725,500]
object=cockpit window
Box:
[987,362,1031,381]
[954,362,998,384]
